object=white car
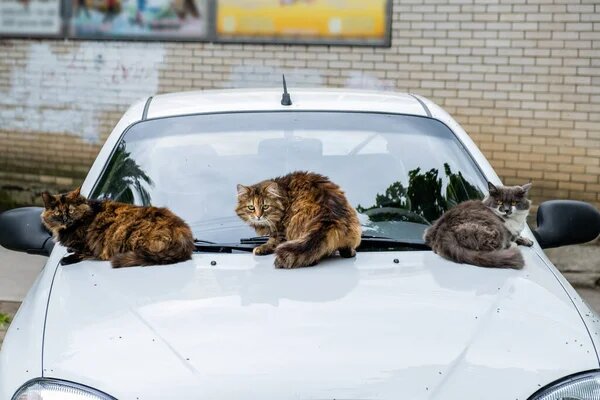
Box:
[1,89,600,400]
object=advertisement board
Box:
[216,0,389,45]
[0,0,62,36]
[70,0,209,40]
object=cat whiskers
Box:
[492,208,507,218]
[251,217,277,235]
[250,218,271,227]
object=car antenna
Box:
[281,74,292,106]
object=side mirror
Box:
[533,200,600,249]
[0,207,54,256]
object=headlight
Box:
[530,371,600,400]
[13,379,115,400]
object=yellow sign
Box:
[217,0,387,42]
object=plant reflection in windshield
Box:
[357,163,483,225]
[93,142,154,205]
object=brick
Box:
[545,172,571,181]
[574,156,600,166]
[559,147,587,156]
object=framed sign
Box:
[69,0,210,40]
[216,0,390,46]
[0,0,62,37]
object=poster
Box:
[216,0,389,44]
[70,0,209,39]
[0,0,62,36]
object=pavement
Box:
[0,247,45,347]
[545,244,600,288]
[578,288,600,310]
[0,246,45,302]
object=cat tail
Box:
[111,251,148,268]
[111,233,195,268]
[423,224,437,246]
[274,222,333,269]
[111,247,193,268]
[434,232,524,269]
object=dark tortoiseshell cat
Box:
[41,188,194,268]
[424,182,533,269]
[236,171,361,269]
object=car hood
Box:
[43,249,598,400]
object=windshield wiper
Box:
[238,235,429,251]
[194,239,255,253]
[240,236,269,245]
[194,239,216,244]
[358,235,430,251]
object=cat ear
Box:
[487,181,498,194]
[65,187,82,200]
[521,182,532,194]
[264,181,281,198]
[236,184,249,197]
[41,192,55,209]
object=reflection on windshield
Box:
[357,163,483,224]
[94,142,154,205]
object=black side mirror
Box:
[0,207,54,256]
[533,200,600,249]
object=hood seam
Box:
[40,259,62,377]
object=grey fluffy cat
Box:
[424,182,533,269]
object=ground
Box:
[545,242,600,288]
[0,246,45,302]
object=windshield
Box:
[91,111,486,246]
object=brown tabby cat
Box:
[423,182,533,269]
[41,188,194,268]
[236,171,361,269]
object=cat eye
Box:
[247,205,255,211]
[262,205,270,210]
[511,201,517,206]
[496,200,502,205]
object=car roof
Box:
[145,88,429,119]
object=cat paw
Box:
[518,238,534,247]
[253,244,275,256]
[60,253,83,265]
